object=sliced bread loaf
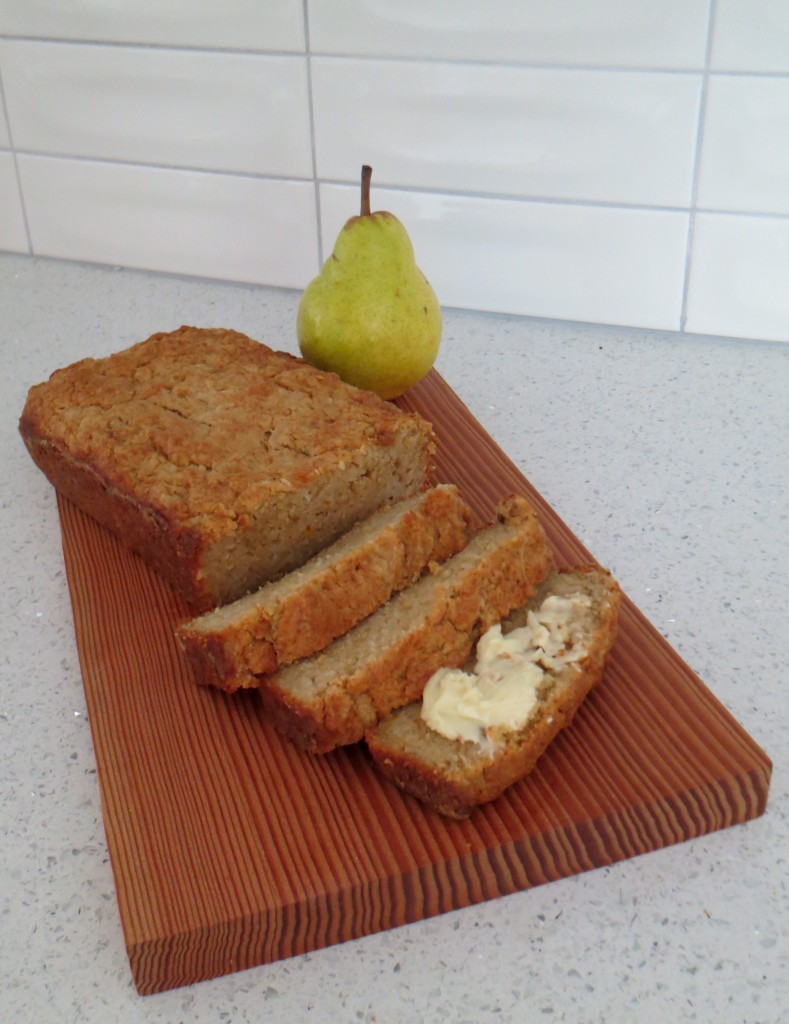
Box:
[176,484,474,692]
[257,494,555,754]
[365,566,621,818]
[20,326,435,611]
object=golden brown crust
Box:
[176,485,474,692]
[365,567,621,818]
[257,495,555,754]
[259,609,468,755]
[19,326,435,610]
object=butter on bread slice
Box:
[365,566,621,818]
[255,495,555,754]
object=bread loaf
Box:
[19,326,435,611]
[257,494,555,754]
[366,566,621,818]
[176,484,473,692]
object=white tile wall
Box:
[685,214,789,344]
[0,151,28,251]
[312,60,701,207]
[0,89,9,147]
[711,0,789,73]
[0,41,313,177]
[1,1,788,344]
[19,155,318,288]
[308,0,710,69]
[0,0,305,52]
[697,75,789,215]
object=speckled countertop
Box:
[2,254,787,1023]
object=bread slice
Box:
[19,326,435,611]
[365,566,621,818]
[256,494,555,754]
[176,484,474,692]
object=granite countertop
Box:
[2,254,787,1023]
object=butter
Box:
[421,591,592,746]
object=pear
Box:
[297,165,441,400]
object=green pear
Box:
[297,165,442,400]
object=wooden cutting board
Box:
[56,369,772,996]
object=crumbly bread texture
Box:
[257,494,555,754]
[19,326,435,611]
[365,566,621,818]
[176,484,474,692]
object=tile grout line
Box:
[302,0,323,270]
[2,33,788,79]
[680,0,718,332]
[0,61,33,253]
[5,145,789,222]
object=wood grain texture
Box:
[56,369,772,995]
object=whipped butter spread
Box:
[421,592,593,746]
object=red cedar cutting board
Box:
[56,369,772,996]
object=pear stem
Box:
[361,165,372,216]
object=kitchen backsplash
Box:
[1,0,788,344]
